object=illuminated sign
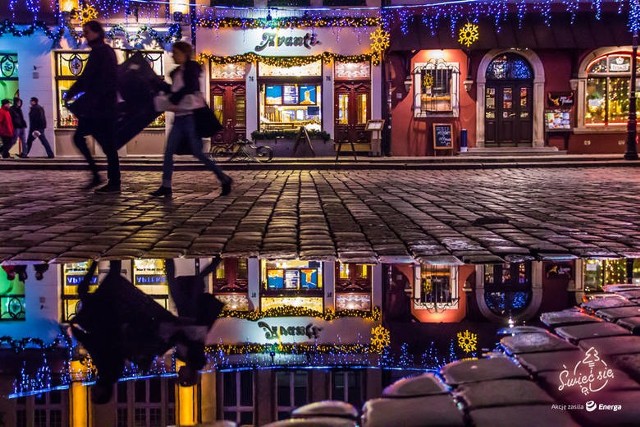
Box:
[558,347,614,395]
[255,32,320,52]
[258,321,322,340]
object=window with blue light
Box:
[263,260,323,293]
[0,53,19,102]
[1,265,26,321]
[483,262,532,317]
[486,54,533,80]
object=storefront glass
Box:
[335,262,372,311]
[0,53,19,101]
[584,53,640,125]
[583,258,627,292]
[413,59,460,117]
[258,61,322,132]
[1,265,26,321]
[214,257,250,311]
[61,261,99,322]
[417,264,457,308]
[54,51,89,128]
[483,262,532,317]
[125,50,165,128]
[132,259,169,309]
[261,260,323,311]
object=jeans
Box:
[73,117,120,186]
[12,127,27,155]
[162,114,227,187]
[25,128,54,158]
[0,136,11,157]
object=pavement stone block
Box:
[468,405,580,427]
[440,356,530,385]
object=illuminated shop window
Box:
[583,258,628,293]
[415,264,458,309]
[1,265,26,321]
[583,52,640,126]
[214,258,250,311]
[116,377,176,427]
[633,259,640,285]
[258,61,322,133]
[335,262,372,311]
[61,261,99,322]
[0,53,19,101]
[54,51,89,128]
[335,61,370,80]
[261,260,324,311]
[483,263,532,317]
[413,59,460,117]
[275,370,309,420]
[331,370,365,409]
[133,259,169,309]
[221,370,254,425]
[125,50,166,128]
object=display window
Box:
[61,261,99,322]
[0,53,19,101]
[132,259,169,309]
[583,52,640,126]
[260,260,323,311]
[413,59,460,117]
[583,258,628,292]
[483,262,532,317]
[414,264,458,310]
[258,61,322,132]
[335,262,372,311]
[1,265,26,321]
[54,51,89,128]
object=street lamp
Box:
[625,31,639,160]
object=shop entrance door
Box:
[210,82,246,144]
[483,53,534,147]
[334,82,370,146]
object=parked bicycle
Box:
[208,138,273,163]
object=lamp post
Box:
[625,31,639,160]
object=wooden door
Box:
[334,82,370,145]
[485,82,532,146]
[211,82,246,143]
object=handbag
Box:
[193,105,223,138]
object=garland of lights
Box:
[0,334,73,354]
[200,50,380,67]
[197,15,380,30]
[0,20,65,43]
[221,305,381,322]
[206,342,376,355]
[104,23,182,47]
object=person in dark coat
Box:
[0,99,14,157]
[65,20,120,194]
[9,97,27,158]
[150,41,232,198]
[24,97,54,158]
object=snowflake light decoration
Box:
[369,28,390,65]
[73,4,99,24]
[457,329,478,353]
[370,325,391,353]
[458,22,479,48]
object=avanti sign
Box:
[255,32,320,52]
[258,321,322,340]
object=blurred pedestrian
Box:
[9,97,27,158]
[0,99,14,158]
[24,97,54,158]
[65,20,120,194]
[150,41,232,198]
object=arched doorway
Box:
[476,49,545,147]
[484,53,533,146]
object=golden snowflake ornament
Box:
[457,329,478,353]
[73,4,99,24]
[369,28,390,65]
[458,22,479,48]
[370,325,391,353]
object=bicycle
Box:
[209,138,273,163]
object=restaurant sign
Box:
[255,32,320,52]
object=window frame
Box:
[330,369,366,409]
[414,264,459,310]
[124,50,166,129]
[413,60,460,118]
[220,369,255,425]
[54,50,90,128]
[274,370,309,420]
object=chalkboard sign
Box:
[433,123,453,150]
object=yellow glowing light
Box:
[169,0,190,15]
[72,4,98,24]
[457,329,478,353]
[60,0,78,13]
[176,361,198,426]
[458,22,480,48]
[369,27,390,65]
[70,361,91,427]
[370,325,391,353]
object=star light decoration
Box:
[457,329,478,353]
[458,22,479,48]
[73,4,99,24]
[370,325,391,353]
[369,27,390,65]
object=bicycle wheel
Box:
[255,146,273,162]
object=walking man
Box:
[0,99,14,158]
[24,97,54,158]
[9,97,27,158]
[65,20,120,193]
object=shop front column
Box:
[372,264,383,310]
[248,257,260,311]
[323,261,335,311]
[571,259,585,305]
[175,361,198,426]
[199,370,217,424]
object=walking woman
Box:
[151,42,232,197]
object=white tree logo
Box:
[558,347,615,395]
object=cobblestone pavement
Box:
[1,167,640,263]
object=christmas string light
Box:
[199,51,381,67]
[220,305,381,322]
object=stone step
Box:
[461,147,566,156]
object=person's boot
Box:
[95,182,121,194]
[150,186,172,197]
[83,175,103,190]
[221,176,233,196]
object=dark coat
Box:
[9,105,26,128]
[67,40,118,117]
[168,60,202,105]
[28,104,47,130]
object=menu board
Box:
[265,85,282,105]
[433,123,453,150]
[545,109,571,130]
